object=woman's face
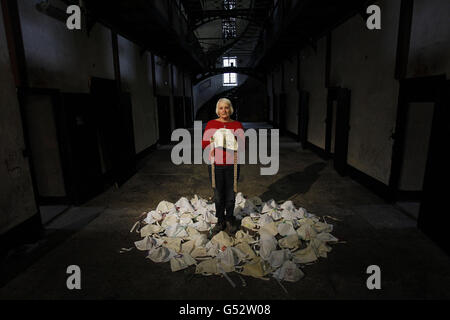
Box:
[217,102,231,120]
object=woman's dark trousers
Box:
[208,165,240,224]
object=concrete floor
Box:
[1,134,449,300]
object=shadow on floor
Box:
[258,162,327,201]
[0,207,103,288]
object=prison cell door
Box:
[157,95,172,144]
[389,75,449,254]
[334,88,351,176]
[325,87,351,175]
[184,97,193,128]
[174,96,185,129]
[298,90,310,146]
[418,78,449,255]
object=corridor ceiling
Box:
[62,0,372,75]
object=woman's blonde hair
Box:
[216,98,234,116]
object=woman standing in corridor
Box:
[202,98,244,236]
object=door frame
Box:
[325,86,351,174]
[273,93,279,128]
[325,87,340,158]
[18,87,71,205]
[173,96,185,129]
[278,93,287,136]
[156,95,172,145]
[388,74,446,201]
[184,96,193,128]
[298,90,309,145]
[334,88,351,176]
[325,86,340,156]
[417,77,449,255]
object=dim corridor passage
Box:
[1,136,449,299]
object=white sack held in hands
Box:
[212,128,238,151]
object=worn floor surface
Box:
[1,135,449,300]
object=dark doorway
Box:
[389,75,446,201]
[334,88,351,175]
[174,96,185,129]
[418,77,449,255]
[298,90,310,145]
[278,93,287,136]
[273,94,279,127]
[156,95,171,144]
[389,75,449,255]
[184,97,193,128]
[90,77,136,187]
[58,92,104,204]
[19,85,135,206]
[20,88,71,204]
[325,87,338,156]
[90,77,119,184]
[325,87,351,175]
[116,92,137,186]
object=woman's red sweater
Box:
[202,119,245,166]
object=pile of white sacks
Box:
[130,193,339,282]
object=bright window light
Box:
[223,57,237,86]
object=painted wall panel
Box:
[118,36,158,153]
[0,4,37,234]
[18,0,114,92]
[300,37,327,149]
[330,0,401,184]
[398,102,434,191]
[154,55,170,96]
[407,0,450,77]
[284,56,299,135]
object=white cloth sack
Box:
[175,197,195,214]
[297,223,317,241]
[134,235,156,251]
[260,221,278,237]
[170,254,197,272]
[316,232,338,243]
[146,246,176,263]
[161,237,182,252]
[211,231,234,248]
[314,221,333,233]
[280,200,295,212]
[212,128,238,151]
[196,258,220,275]
[156,200,175,213]
[143,210,162,224]
[192,220,211,232]
[161,215,178,229]
[259,213,274,227]
[268,249,291,268]
[140,224,163,237]
[278,222,297,236]
[259,235,277,261]
[273,260,304,282]
[292,245,318,264]
[278,234,300,249]
[165,223,188,238]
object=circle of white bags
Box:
[129,193,339,282]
